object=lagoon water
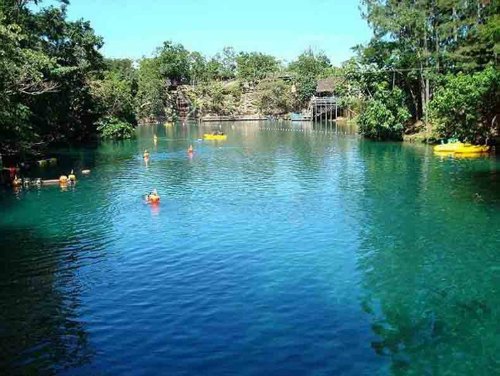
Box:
[0,122,499,375]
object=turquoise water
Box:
[0,122,498,375]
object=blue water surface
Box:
[0,122,498,375]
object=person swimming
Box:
[145,189,160,203]
[143,149,150,159]
[188,144,194,153]
[68,169,76,182]
[12,175,22,187]
[59,175,68,185]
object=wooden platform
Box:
[310,96,338,121]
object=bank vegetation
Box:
[0,0,498,159]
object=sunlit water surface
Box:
[1,122,498,375]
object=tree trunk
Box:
[422,17,429,123]
[420,69,425,122]
[399,71,419,119]
[452,7,458,43]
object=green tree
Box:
[359,0,499,123]
[96,116,135,140]
[288,49,331,104]
[289,48,331,77]
[429,67,499,143]
[90,70,136,125]
[256,79,295,115]
[189,51,208,84]
[358,83,411,140]
[156,41,191,84]
[212,46,237,80]
[236,52,280,83]
[205,57,223,81]
[135,57,165,121]
[194,81,241,116]
[105,58,137,88]
[0,0,105,154]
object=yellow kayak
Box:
[204,133,227,141]
[434,142,489,154]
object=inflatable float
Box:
[434,142,490,154]
[204,133,227,141]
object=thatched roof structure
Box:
[316,78,336,94]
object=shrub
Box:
[195,81,241,115]
[358,84,410,140]
[97,116,135,140]
[257,79,295,115]
[236,52,279,83]
[428,67,499,143]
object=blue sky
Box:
[60,0,372,66]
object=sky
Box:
[59,0,373,66]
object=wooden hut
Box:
[315,78,336,97]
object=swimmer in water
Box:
[145,188,160,203]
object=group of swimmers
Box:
[143,129,228,204]
[143,144,194,161]
[10,169,91,189]
[58,170,77,186]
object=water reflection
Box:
[355,141,499,375]
[1,122,497,374]
[0,227,93,373]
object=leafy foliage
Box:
[352,0,499,141]
[429,67,499,143]
[156,41,191,84]
[358,84,411,140]
[90,71,136,124]
[97,116,135,140]
[236,52,280,83]
[189,52,208,84]
[194,81,242,116]
[256,79,295,115]
[0,0,104,154]
[213,47,237,80]
[289,49,331,104]
[135,57,166,121]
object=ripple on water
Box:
[1,122,499,375]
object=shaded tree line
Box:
[0,0,106,156]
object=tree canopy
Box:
[0,0,104,154]
[289,49,332,104]
[1,0,498,153]
[236,52,280,83]
[349,0,499,141]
